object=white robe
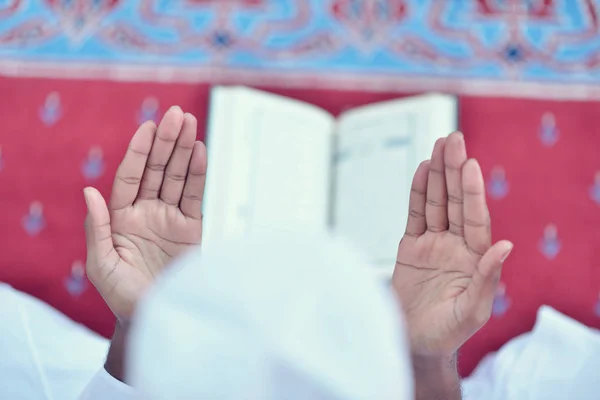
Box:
[0,283,110,400]
[2,288,600,399]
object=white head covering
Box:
[127,232,413,400]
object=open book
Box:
[202,86,458,276]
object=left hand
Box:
[392,132,513,358]
[84,106,207,321]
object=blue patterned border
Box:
[3,0,600,93]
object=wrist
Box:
[104,320,130,383]
[412,353,461,400]
[412,352,457,373]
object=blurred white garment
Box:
[0,283,109,400]
[128,232,414,400]
[5,252,600,400]
[79,367,133,400]
[463,305,600,400]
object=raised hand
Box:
[84,106,207,321]
[392,132,513,357]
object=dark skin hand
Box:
[84,106,207,321]
[392,132,513,399]
[84,106,207,381]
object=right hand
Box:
[392,132,513,358]
[84,106,207,321]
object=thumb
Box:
[83,187,119,278]
[477,240,513,280]
[462,240,513,322]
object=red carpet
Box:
[1,76,599,375]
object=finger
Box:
[109,121,156,210]
[160,113,198,205]
[463,159,491,256]
[445,132,467,236]
[180,141,207,220]
[461,240,513,324]
[405,160,430,237]
[84,214,94,252]
[426,138,448,232]
[138,106,184,201]
[84,187,120,280]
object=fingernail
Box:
[501,243,514,263]
[171,105,182,112]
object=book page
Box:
[333,94,458,275]
[202,86,335,247]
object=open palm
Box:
[392,132,513,357]
[84,106,207,320]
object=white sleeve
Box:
[0,284,111,400]
[79,368,136,400]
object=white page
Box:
[333,94,457,276]
[202,86,335,247]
